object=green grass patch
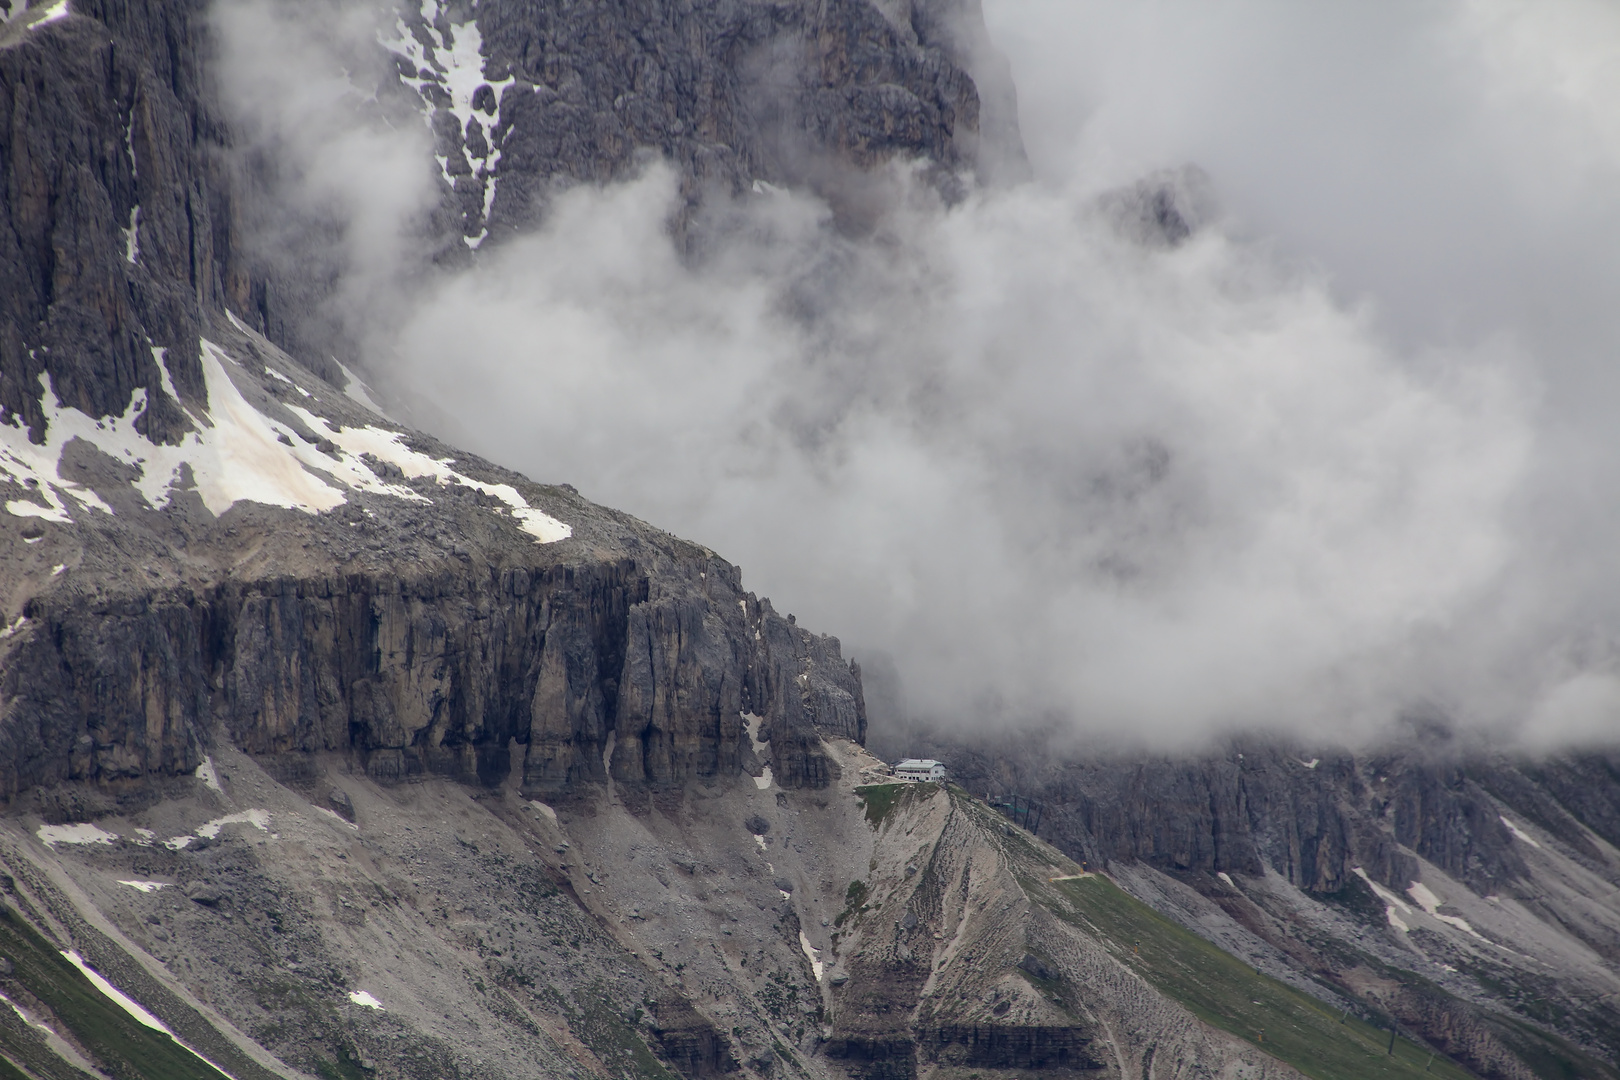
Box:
[0,906,231,1080]
[1035,876,1476,1080]
[855,784,911,827]
[572,989,678,1080]
[834,880,869,929]
[0,1056,31,1080]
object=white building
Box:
[894,758,947,783]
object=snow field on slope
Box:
[380,0,512,245]
[61,949,245,1079]
[0,338,569,542]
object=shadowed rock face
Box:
[0,481,865,801]
[650,994,741,1078]
[0,0,963,807]
[884,729,1597,897]
[875,723,1620,1074]
[921,1025,1105,1070]
[0,0,1025,444]
[0,0,226,443]
[473,0,988,217]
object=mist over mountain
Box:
[216,0,1620,750]
[2,3,1620,1080]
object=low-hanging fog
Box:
[214,0,1620,749]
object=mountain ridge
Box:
[0,2,1617,1080]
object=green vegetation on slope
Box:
[1032,875,1477,1080]
[0,906,231,1080]
[571,988,678,1080]
[855,783,933,828]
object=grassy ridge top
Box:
[1031,874,1476,1080]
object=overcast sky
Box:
[217,0,1620,750]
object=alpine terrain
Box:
[0,2,1616,1080]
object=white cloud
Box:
[212,0,1620,747]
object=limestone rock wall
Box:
[0,554,865,800]
[0,0,228,443]
[901,731,1620,901]
[0,0,1022,433]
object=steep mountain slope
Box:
[0,729,1492,1080]
[3,3,1620,1080]
[886,729,1620,1079]
[0,0,1022,417]
[0,309,865,800]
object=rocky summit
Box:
[0,3,1618,1080]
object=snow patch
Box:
[117,880,168,893]
[1407,880,1491,941]
[315,806,358,830]
[61,950,169,1032]
[0,991,50,1031]
[1499,816,1543,848]
[743,711,773,788]
[49,563,64,576]
[163,835,193,850]
[335,360,388,417]
[0,338,570,543]
[195,809,270,838]
[1352,866,1412,932]
[799,930,826,982]
[37,823,117,849]
[0,346,347,523]
[61,951,244,1079]
[124,206,140,264]
[194,756,223,794]
[1217,871,1236,888]
[27,0,68,29]
[348,990,383,1009]
[1406,881,1442,913]
[152,346,177,401]
[1298,758,1320,769]
[286,404,570,542]
[187,341,347,513]
[528,800,558,825]
[0,615,27,639]
[380,0,512,241]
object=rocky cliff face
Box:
[0,309,864,811]
[0,0,234,443]
[6,2,1620,1080]
[2,546,865,802]
[0,0,1024,436]
[882,724,1620,1076]
[0,736,1325,1080]
[0,0,915,811]
[890,730,1617,901]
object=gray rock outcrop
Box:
[0,0,1026,442]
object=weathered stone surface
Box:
[920,1024,1105,1070]
[649,994,740,1078]
[0,0,1024,434]
[891,730,1583,898]
[0,546,863,799]
[468,0,1023,240]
